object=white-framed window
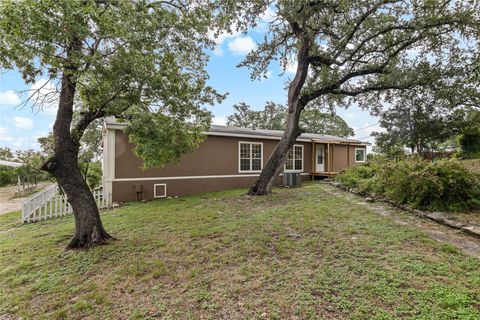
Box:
[285,144,304,172]
[154,183,167,198]
[239,142,263,172]
[355,148,366,163]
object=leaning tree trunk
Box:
[43,151,112,249]
[248,106,305,195]
[41,36,111,249]
[248,32,310,195]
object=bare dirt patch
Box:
[0,182,51,215]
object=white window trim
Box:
[153,183,167,198]
[355,148,366,163]
[238,141,263,173]
[284,144,304,172]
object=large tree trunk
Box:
[248,107,305,195]
[248,32,310,195]
[41,36,111,249]
[43,152,112,249]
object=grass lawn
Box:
[1,183,480,319]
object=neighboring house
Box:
[102,118,369,202]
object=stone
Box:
[412,209,427,217]
[330,181,341,187]
[461,226,480,238]
[365,197,375,203]
[425,212,446,223]
[443,219,465,230]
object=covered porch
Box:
[308,140,365,177]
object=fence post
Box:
[42,192,46,220]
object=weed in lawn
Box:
[1,183,480,319]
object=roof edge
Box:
[104,118,371,145]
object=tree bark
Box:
[248,31,310,195]
[41,36,112,249]
[247,105,305,195]
[43,153,112,249]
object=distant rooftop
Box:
[104,117,369,145]
[0,160,23,168]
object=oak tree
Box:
[238,0,479,195]
[0,0,226,248]
[227,101,353,136]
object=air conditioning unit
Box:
[283,172,301,187]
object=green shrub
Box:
[0,165,17,187]
[86,161,102,189]
[336,157,480,212]
[336,164,382,196]
[459,127,480,156]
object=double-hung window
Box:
[285,145,303,171]
[239,142,263,172]
[355,148,366,162]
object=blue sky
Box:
[0,23,380,152]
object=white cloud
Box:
[208,27,241,56]
[259,7,276,23]
[254,6,277,32]
[213,46,224,56]
[228,36,257,56]
[0,126,34,150]
[13,116,34,130]
[0,127,13,142]
[35,131,48,139]
[0,90,21,106]
[353,122,384,143]
[212,116,227,126]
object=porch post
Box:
[331,144,334,173]
[311,142,315,174]
[347,143,350,167]
[327,143,330,173]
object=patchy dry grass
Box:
[461,159,480,174]
[1,183,480,319]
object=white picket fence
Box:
[22,184,111,223]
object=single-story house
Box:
[102,117,369,202]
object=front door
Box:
[316,145,325,172]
